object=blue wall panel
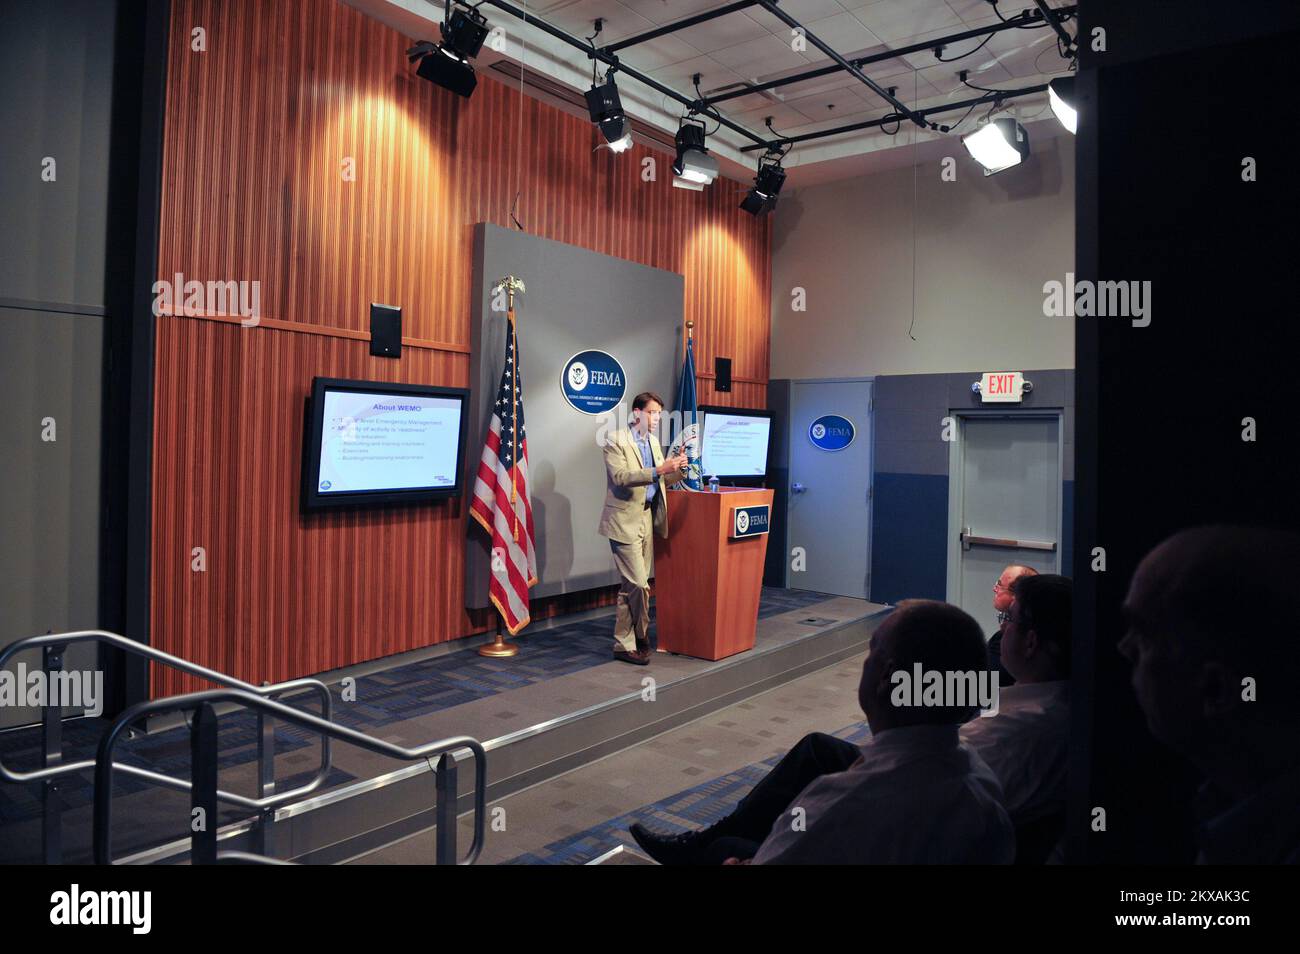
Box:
[870,473,950,604]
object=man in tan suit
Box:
[598,391,688,665]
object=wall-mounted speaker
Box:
[370,303,402,358]
[714,356,732,392]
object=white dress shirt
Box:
[959,680,1069,824]
[752,724,1014,865]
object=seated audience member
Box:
[987,564,1038,687]
[632,579,1072,865]
[637,600,1015,865]
[1119,526,1300,864]
[963,574,1070,827]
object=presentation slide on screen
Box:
[317,390,461,493]
[701,413,770,476]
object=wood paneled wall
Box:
[151,0,771,695]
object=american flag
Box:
[470,306,538,634]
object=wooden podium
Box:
[652,487,775,660]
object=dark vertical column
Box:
[101,0,171,714]
[1070,4,1300,862]
[763,379,790,587]
[190,702,219,865]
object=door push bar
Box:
[960,527,1057,552]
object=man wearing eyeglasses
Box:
[988,564,1038,687]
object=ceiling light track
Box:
[415,1,1075,159]
[601,0,761,55]
[753,0,925,127]
[705,3,1077,108]
[477,0,777,150]
[738,85,1048,152]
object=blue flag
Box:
[670,336,702,490]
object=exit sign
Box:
[979,371,1025,402]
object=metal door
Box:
[786,379,873,598]
[948,413,1062,635]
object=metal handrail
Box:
[94,688,487,866]
[0,629,333,862]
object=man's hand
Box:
[722,856,752,865]
[658,452,688,476]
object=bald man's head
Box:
[1120,526,1300,755]
[994,564,1038,615]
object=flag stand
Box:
[478,607,518,658]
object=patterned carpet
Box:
[0,586,840,825]
[503,721,872,865]
[308,586,839,738]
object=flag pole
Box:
[479,274,527,659]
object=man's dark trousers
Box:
[698,731,860,860]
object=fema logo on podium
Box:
[731,505,770,539]
[561,349,626,414]
[809,414,855,451]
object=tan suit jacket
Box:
[597,427,685,543]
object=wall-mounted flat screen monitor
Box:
[301,377,470,511]
[699,405,772,480]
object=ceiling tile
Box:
[668,11,772,52]
[890,27,964,69]
[756,0,850,24]
[525,0,589,14]
[976,26,1066,78]
[727,100,817,134]
[785,83,878,121]
[847,0,963,44]
[541,0,656,45]
[873,70,940,104]
[779,107,889,139]
[623,0,743,27]
[619,33,704,69]
[792,11,885,62]
[773,73,864,100]
[710,32,815,74]
[648,53,748,92]
[945,0,997,23]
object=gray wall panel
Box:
[465,224,684,609]
[1,0,117,727]
[0,310,103,725]
[0,0,117,309]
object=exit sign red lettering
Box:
[980,371,1025,403]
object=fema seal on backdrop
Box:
[562,350,625,414]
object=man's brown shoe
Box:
[614,649,649,666]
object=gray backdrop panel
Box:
[466,223,684,609]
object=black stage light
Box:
[741,156,786,215]
[673,119,717,187]
[408,3,490,99]
[585,76,632,152]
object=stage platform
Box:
[0,587,888,864]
